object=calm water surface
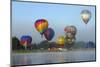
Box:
[11,49,96,65]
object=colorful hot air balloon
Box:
[34,19,48,36]
[20,35,32,49]
[81,10,91,24]
[44,28,55,41]
[56,36,65,48]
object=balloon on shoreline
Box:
[20,35,32,47]
[64,25,77,48]
[56,36,65,48]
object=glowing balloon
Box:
[57,36,65,46]
[35,19,48,35]
[44,28,55,41]
[81,10,91,24]
[20,35,32,46]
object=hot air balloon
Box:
[64,25,77,49]
[64,26,77,35]
[34,19,48,36]
[56,36,65,48]
[65,35,75,43]
[20,35,32,49]
[64,26,71,33]
[70,26,77,35]
[65,36,75,49]
[67,33,74,38]
[81,10,91,24]
[44,28,55,41]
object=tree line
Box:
[12,37,95,50]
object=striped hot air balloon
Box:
[34,19,48,37]
[20,35,32,49]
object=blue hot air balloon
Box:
[20,35,32,46]
[44,28,55,41]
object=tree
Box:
[38,40,50,49]
[49,42,57,48]
[27,43,38,50]
[73,41,86,49]
[86,41,95,48]
[12,37,21,50]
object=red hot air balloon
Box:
[44,28,55,41]
[34,19,48,36]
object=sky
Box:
[12,1,96,43]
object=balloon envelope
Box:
[64,26,77,35]
[44,28,55,41]
[65,36,75,44]
[81,10,91,24]
[57,36,65,46]
[67,33,74,38]
[35,19,48,35]
[20,35,32,46]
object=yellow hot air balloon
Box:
[57,36,65,46]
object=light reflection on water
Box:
[11,50,95,65]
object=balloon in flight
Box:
[34,19,48,36]
[81,10,91,24]
[44,28,55,41]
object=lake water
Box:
[11,49,96,66]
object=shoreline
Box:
[12,48,95,54]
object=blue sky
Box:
[12,1,96,43]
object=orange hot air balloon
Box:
[34,19,48,36]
